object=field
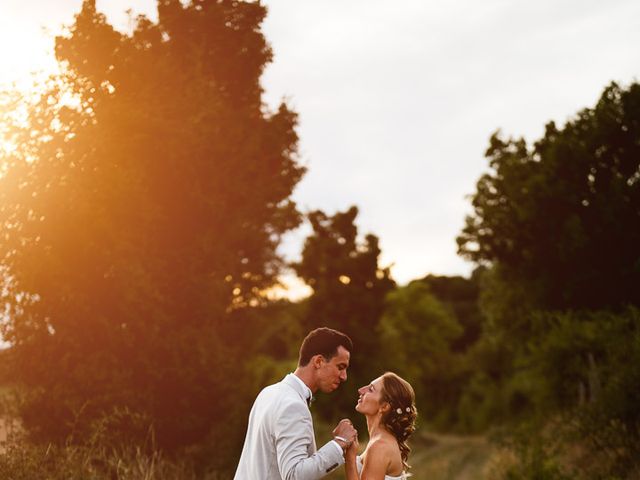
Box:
[0,386,505,479]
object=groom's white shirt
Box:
[233,373,345,480]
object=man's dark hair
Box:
[298,327,353,366]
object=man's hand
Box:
[332,419,357,453]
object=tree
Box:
[293,206,395,416]
[378,281,464,428]
[0,0,302,467]
[457,82,640,312]
[420,272,484,352]
[457,82,640,476]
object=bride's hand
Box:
[345,435,359,461]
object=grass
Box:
[0,383,19,452]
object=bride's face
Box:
[355,377,387,415]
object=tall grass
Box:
[0,432,215,480]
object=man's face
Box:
[316,345,350,393]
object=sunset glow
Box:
[0,1,159,89]
[2,0,640,286]
[0,10,57,89]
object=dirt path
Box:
[410,432,498,480]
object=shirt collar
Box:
[290,373,313,404]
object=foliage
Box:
[293,206,395,417]
[528,308,640,477]
[456,343,522,432]
[420,271,485,352]
[458,82,640,311]
[455,267,539,431]
[294,206,395,336]
[491,421,573,480]
[0,0,303,471]
[231,300,303,396]
[458,81,640,478]
[378,281,465,429]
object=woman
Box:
[344,372,417,479]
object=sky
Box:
[1,0,639,290]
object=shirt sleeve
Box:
[275,401,345,480]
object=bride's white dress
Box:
[356,455,407,479]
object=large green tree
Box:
[458,82,640,312]
[0,0,302,465]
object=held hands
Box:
[333,418,357,455]
[345,434,359,461]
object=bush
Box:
[528,308,640,477]
[490,421,573,480]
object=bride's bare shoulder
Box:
[363,436,404,475]
[364,436,399,460]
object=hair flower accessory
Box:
[406,407,411,413]
[396,408,402,414]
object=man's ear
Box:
[311,354,325,369]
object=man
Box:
[234,327,357,480]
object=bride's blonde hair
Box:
[379,372,417,471]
